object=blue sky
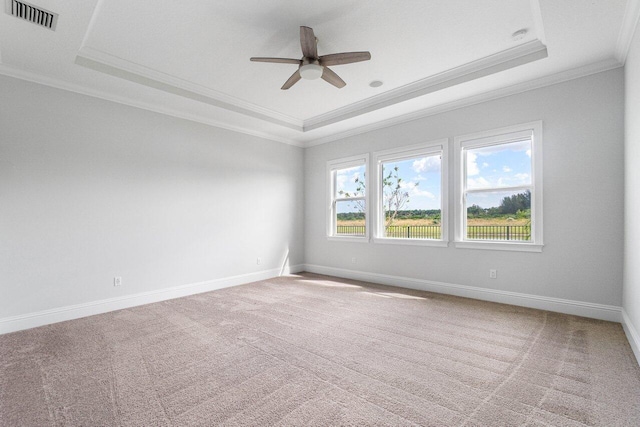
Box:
[465,140,532,208]
[335,140,532,213]
[381,155,441,210]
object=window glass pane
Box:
[466,189,531,241]
[466,140,532,190]
[381,155,441,239]
[335,164,365,198]
[336,200,365,236]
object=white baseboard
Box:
[0,264,304,335]
[303,264,622,322]
[622,309,640,366]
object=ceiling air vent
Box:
[5,0,58,31]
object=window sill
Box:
[373,237,449,247]
[327,236,370,243]
[453,241,543,252]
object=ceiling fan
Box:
[250,26,371,90]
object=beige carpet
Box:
[1,273,639,426]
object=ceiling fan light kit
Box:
[299,63,323,80]
[250,26,371,90]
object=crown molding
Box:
[616,0,640,65]
[304,58,623,148]
[0,57,622,151]
[75,46,304,131]
[303,39,548,131]
[76,40,548,134]
[0,64,303,147]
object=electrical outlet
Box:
[489,269,497,279]
[256,257,261,265]
[114,276,122,286]
[351,257,357,264]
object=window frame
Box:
[326,154,370,242]
[372,139,449,247]
[454,121,543,252]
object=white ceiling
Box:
[0,0,638,146]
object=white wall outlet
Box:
[256,257,261,265]
[351,257,357,264]
[489,269,497,279]
[114,276,122,286]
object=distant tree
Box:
[467,204,485,217]
[339,166,421,226]
[338,173,365,213]
[499,190,531,215]
[383,165,413,226]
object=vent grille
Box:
[5,0,58,30]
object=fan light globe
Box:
[300,63,323,80]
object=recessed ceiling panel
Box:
[79,0,539,122]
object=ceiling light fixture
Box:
[299,63,323,80]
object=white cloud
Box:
[412,156,440,173]
[336,174,348,192]
[467,152,480,176]
[412,188,435,198]
[503,166,512,172]
[336,166,363,193]
[496,173,530,187]
[399,181,435,199]
[467,176,490,189]
[526,149,531,157]
[482,162,489,168]
[414,174,426,181]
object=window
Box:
[373,140,448,246]
[327,154,369,241]
[454,122,543,252]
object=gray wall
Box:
[0,66,627,321]
[624,27,640,337]
[0,75,304,318]
[305,69,624,306]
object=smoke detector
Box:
[511,29,528,41]
[5,0,58,31]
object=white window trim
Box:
[372,139,449,247]
[453,121,543,252]
[326,153,370,242]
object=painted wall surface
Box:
[0,75,304,318]
[624,25,640,336]
[305,69,624,306]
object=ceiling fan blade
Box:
[281,69,302,90]
[319,51,371,66]
[300,26,318,58]
[250,57,301,65]
[321,67,346,88]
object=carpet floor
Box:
[1,273,639,426]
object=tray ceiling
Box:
[0,0,635,146]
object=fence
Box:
[336,224,531,241]
[385,225,441,239]
[466,225,530,241]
